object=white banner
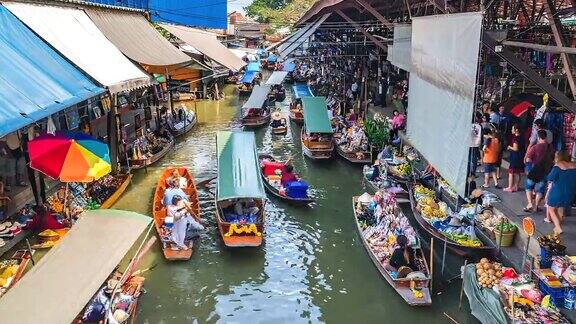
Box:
[388,24,412,72]
[407,12,483,196]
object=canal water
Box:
[112,85,477,323]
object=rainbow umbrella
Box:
[28,131,111,182]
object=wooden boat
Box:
[99,173,132,209]
[242,85,271,128]
[152,167,200,260]
[225,75,239,84]
[238,83,253,96]
[0,250,33,298]
[129,136,174,170]
[407,184,496,258]
[242,110,271,128]
[258,154,314,205]
[352,196,432,306]
[301,128,333,159]
[289,107,304,125]
[335,144,372,164]
[216,131,266,247]
[169,111,197,138]
[362,170,410,202]
[270,111,288,135]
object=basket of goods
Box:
[493,219,517,247]
[475,258,503,289]
[538,234,566,268]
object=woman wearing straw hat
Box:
[270,111,287,135]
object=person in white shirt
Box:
[470,113,483,176]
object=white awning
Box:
[0,209,152,324]
[160,24,246,72]
[265,71,288,85]
[278,13,330,59]
[242,85,271,109]
[4,2,153,94]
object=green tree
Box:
[245,0,315,25]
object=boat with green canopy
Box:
[301,96,334,159]
[216,131,266,247]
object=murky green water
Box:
[111,85,477,323]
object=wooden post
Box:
[441,237,448,276]
[429,237,434,293]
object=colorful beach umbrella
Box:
[28,131,111,182]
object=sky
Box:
[228,0,253,14]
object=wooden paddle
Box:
[197,176,217,188]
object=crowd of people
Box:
[471,98,576,235]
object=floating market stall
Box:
[215,131,266,247]
[408,183,496,257]
[238,71,257,95]
[0,210,152,324]
[463,258,570,323]
[241,85,272,128]
[301,97,334,160]
[353,190,432,306]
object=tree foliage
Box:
[245,0,316,25]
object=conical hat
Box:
[271,111,283,120]
[358,192,372,203]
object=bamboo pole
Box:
[429,237,434,293]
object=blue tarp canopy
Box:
[256,48,266,57]
[0,5,104,138]
[83,0,227,29]
[282,59,296,72]
[246,61,260,72]
[267,54,278,63]
[292,84,314,99]
[240,71,257,84]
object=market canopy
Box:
[216,131,265,201]
[293,84,314,99]
[240,71,257,84]
[0,4,104,138]
[265,71,288,85]
[246,61,261,72]
[278,13,331,59]
[84,8,191,67]
[159,23,246,71]
[282,59,296,72]
[4,2,153,94]
[302,96,332,134]
[0,209,152,324]
[242,85,271,109]
[267,54,278,63]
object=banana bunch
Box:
[392,163,411,177]
[421,205,446,219]
[414,185,434,197]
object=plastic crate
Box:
[538,279,567,307]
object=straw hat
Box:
[406,271,427,280]
[106,279,120,294]
[113,309,130,323]
[271,111,283,121]
[358,192,372,204]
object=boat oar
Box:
[197,176,217,188]
[284,152,299,165]
[129,264,158,277]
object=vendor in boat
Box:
[366,160,381,181]
[281,164,298,186]
[24,204,68,233]
[167,195,204,250]
[166,170,187,189]
[385,234,418,273]
[270,112,286,128]
[163,179,188,206]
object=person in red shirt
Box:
[25,204,67,233]
[281,164,298,187]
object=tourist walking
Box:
[545,151,576,235]
[524,129,553,212]
[482,129,501,188]
[470,113,483,176]
[504,124,525,192]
